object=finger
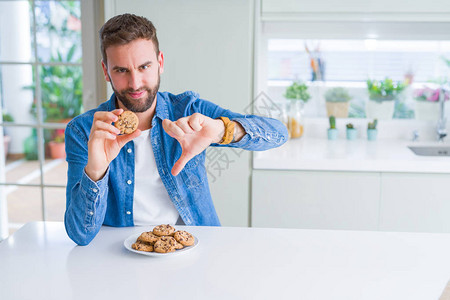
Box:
[171,152,192,176]
[113,108,124,116]
[162,119,185,139]
[90,130,117,141]
[93,109,123,124]
[92,119,121,135]
[175,118,195,134]
[116,129,141,148]
[162,119,175,138]
[188,113,203,131]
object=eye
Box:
[116,68,127,73]
[140,64,150,70]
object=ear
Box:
[101,60,111,82]
[158,51,164,74]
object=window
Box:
[268,39,450,83]
[259,21,450,120]
[0,0,83,238]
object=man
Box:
[64,13,288,246]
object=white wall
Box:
[104,0,255,226]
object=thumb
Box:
[117,129,141,148]
[171,151,192,176]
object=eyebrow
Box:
[111,61,152,71]
[111,65,127,71]
[139,61,152,68]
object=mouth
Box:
[128,90,146,99]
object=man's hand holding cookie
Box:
[85,109,141,181]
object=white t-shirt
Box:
[132,129,179,225]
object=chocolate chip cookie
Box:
[174,240,184,250]
[137,231,159,245]
[154,236,177,253]
[174,230,195,246]
[132,241,154,252]
[153,224,175,237]
[114,110,139,134]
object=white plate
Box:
[123,232,199,256]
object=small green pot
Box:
[327,128,338,140]
[346,128,357,140]
[367,129,378,141]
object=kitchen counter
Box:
[2,222,450,299]
[253,138,450,173]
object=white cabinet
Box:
[379,173,450,233]
[261,0,450,22]
[252,170,380,230]
[253,170,450,233]
[262,0,450,14]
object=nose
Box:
[128,70,142,91]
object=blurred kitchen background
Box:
[1,0,450,240]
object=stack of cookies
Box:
[131,224,195,254]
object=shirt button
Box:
[127,180,132,185]
[89,211,94,216]
[126,211,131,215]
[92,188,98,193]
[127,148,132,153]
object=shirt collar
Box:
[107,93,117,111]
[154,92,169,121]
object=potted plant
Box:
[284,81,311,103]
[346,123,357,140]
[327,115,338,140]
[367,119,378,141]
[366,78,406,120]
[48,129,66,159]
[413,85,449,121]
[2,112,13,159]
[23,129,38,161]
[324,87,352,118]
[28,47,83,124]
[26,47,82,158]
[285,82,310,139]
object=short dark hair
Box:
[99,13,160,66]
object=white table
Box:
[1,222,450,300]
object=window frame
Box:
[0,0,103,239]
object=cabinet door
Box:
[380,173,450,233]
[252,170,380,230]
[262,0,450,14]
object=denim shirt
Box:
[64,91,288,245]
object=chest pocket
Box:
[180,156,202,189]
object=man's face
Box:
[102,39,164,113]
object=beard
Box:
[110,73,160,113]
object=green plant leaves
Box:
[284,82,311,102]
[367,78,406,101]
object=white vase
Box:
[366,100,395,120]
[414,101,440,121]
